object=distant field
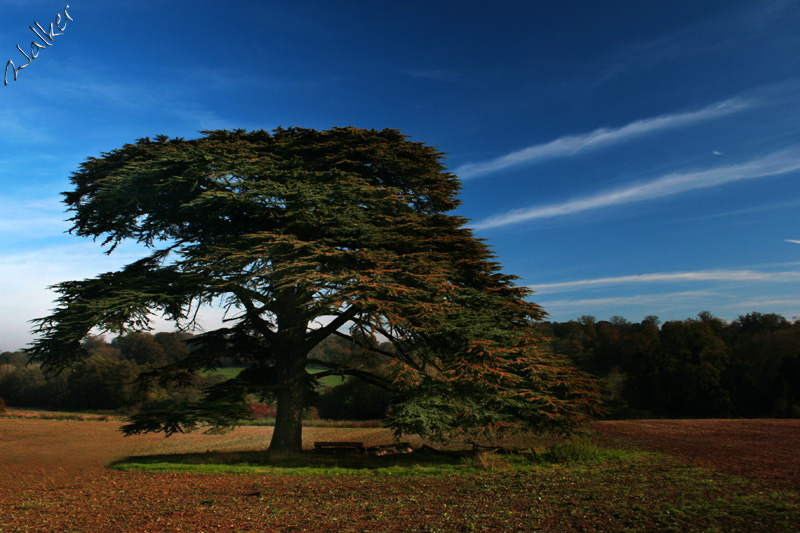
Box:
[202,367,242,380]
[204,366,348,387]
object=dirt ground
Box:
[1,416,797,488]
[0,416,797,531]
[590,418,800,492]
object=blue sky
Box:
[1,1,798,350]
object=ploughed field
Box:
[0,414,798,532]
[591,419,800,492]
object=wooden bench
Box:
[366,442,412,456]
[313,441,366,454]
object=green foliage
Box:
[65,355,143,410]
[0,333,213,413]
[0,364,48,406]
[0,351,28,366]
[112,333,170,366]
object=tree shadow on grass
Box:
[109,447,474,474]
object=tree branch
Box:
[332,329,395,358]
[230,285,276,340]
[304,305,359,351]
[306,358,396,391]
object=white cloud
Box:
[472,148,800,230]
[538,291,718,311]
[538,291,800,323]
[693,199,800,221]
[0,244,227,351]
[455,98,753,179]
[713,295,800,321]
[0,244,125,350]
[718,296,800,309]
[787,239,800,244]
[528,268,800,294]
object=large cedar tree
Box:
[29,128,600,453]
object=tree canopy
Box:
[29,127,600,453]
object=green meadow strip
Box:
[110,439,649,476]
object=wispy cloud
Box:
[717,296,800,312]
[538,291,800,321]
[538,291,718,311]
[787,239,800,244]
[528,268,800,294]
[693,199,800,221]
[472,148,800,230]
[455,98,754,179]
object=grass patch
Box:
[112,447,472,476]
[536,434,644,464]
[239,418,383,428]
[110,437,645,476]
[315,374,350,387]
[0,408,118,422]
[202,366,347,387]
[201,367,243,379]
[306,365,350,387]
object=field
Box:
[204,367,349,387]
[0,414,798,532]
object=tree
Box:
[726,313,799,416]
[0,364,47,406]
[64,356,143,410]
[29,127,600,453]
[112,332,169,366]
[646,317,730,416]
[642,315,661,327]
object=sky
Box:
[0,1,798,350]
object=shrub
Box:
[539,437,603,464]
[0,364,48,406]
[250,403,277,419]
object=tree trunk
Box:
[269,383,305,454]
[269,289,311,455]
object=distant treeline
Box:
[1,311,798,420]
[0,331,392,420]
[0,332,210,412]
[537,311,800,418]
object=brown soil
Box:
[0,416,797,531]
[591,418,800,491]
